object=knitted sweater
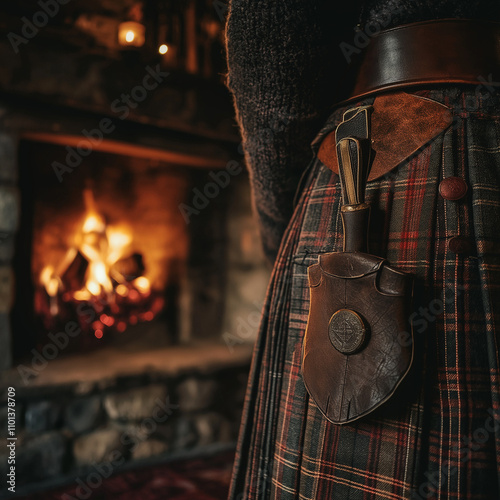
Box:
[225,1,500,262]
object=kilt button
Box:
[439,176,468,201]
[448,236,475,256]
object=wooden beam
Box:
[22,132,230,169]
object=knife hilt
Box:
[340,203,370,253]
[335,106,374,253]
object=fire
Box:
[40,266,60,297]
[82,214,105,233]
[37,189,159,341]
[107,229,132,266]
[133,276,150,294]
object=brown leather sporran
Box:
[301,106,414,424]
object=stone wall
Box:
[0,132,19,370]
[0,360,248,493]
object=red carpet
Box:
[18,450,234,500]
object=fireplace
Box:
[17,141,182,352]
[0,93,270,361]
[0,107,269,491]
[13,137,229,357]
[0,1,271,493]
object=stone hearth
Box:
[0,342,252,494]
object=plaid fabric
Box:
[228,87,500,500]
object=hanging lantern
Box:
[118,21,145,47]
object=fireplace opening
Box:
[11,138,231,361]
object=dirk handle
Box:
[337,137,371,205]
[337,137,371,252]
[341,203,370,253]
[335,106,374,253]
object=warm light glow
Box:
[100,314,115,327]
[116,284,129,297]
[46,278,59,297]
[143,311,154,321]
[118,21,146,47]
[40,266,60,297]
[73,290,91,301]
[107,227,132,265]
[40,266,54,285]
[86,280,101,296]
[94,262,108,283]
[108,229,132,251]
[82,214,105,233]
[133,276,150,294]
[38,188,158,334]
[159,44,168,55]
[72,192,133,297]
[83,262,112,296]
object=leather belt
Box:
[341,19,500,104]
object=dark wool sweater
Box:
[225,1,500,262]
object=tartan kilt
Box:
[228,87,500,500]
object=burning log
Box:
[35,189,161,350]
[110,253,145,282]
[60,249,89,292]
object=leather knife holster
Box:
[301,106,414,425]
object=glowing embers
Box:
[37,189,163,343]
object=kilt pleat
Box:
[229,88,500,500]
